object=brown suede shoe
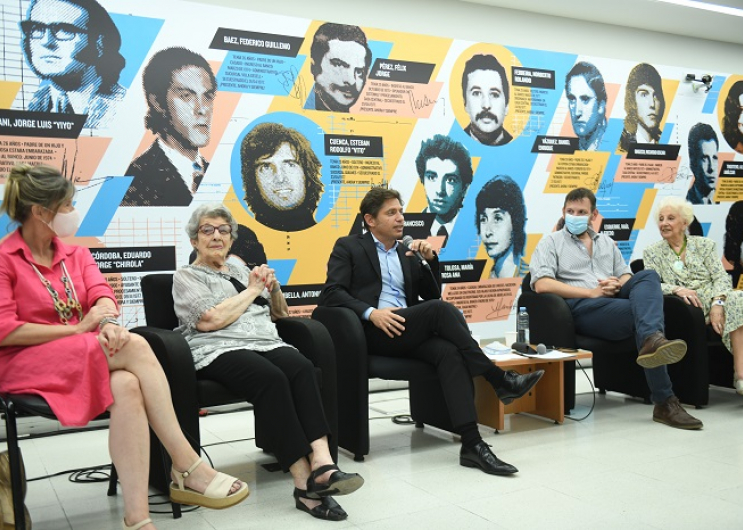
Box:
[636,332,687,369]
[653,396,703,430]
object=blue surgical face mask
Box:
[564,213,590,235]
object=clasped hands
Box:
[593,277,622,298]
[248,264,278,294]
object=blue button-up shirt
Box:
[362,234,407,320]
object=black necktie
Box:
[191,161,204,194]
[437,225,449,246]
[56,93,73,113]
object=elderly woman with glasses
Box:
[173,204,363,521]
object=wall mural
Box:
[1,0,741,335]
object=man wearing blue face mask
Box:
[529,188,702,430]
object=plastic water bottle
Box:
[517,307,530,344]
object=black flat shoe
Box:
[495,370,545,405]
[306,464,364,498]
[460,441,518,476]
[294,488,347,521]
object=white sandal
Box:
[123,517,152,530]
[169,457,249,509]
[734,374,743,395]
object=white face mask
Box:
[45,209,81,238]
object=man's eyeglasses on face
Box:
[20,20,88,41]
[198,224,232,236]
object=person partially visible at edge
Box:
[530,187,702,430]
[21,0,127,129]
[0,164,248,530]
[724,201,743,289]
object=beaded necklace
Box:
[30,260,83,324]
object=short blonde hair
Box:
[656,195,694,226]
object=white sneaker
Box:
[735,374,743,395]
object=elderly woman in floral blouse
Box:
[173,204,363,521]
[643,195,743,394]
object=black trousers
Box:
[364,299,498,428]
[198,346,330,471]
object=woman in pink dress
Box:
[0,164,248,530]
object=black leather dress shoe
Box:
[460,441,518,475]
[495,369,545,405]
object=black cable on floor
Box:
[391,414,415,425]
[564,359,596,421]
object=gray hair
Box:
[656,195,694,226]
[185,203,238,240]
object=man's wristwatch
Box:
[712,299,726,307]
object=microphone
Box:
[401,235,430,269]
[511,342,547,355]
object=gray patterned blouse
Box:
[172,263,293,370]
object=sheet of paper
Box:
[521,349,577,360]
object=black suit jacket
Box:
[319,232,441,318]
[121,141,208,207]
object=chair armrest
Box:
[277,318,337,383]
[517,290,577,348]
[311,307,369,383]
[131,326,201,447]
[276,317,338,460]
[312,306,370,457]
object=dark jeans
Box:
[364,299,499,428]
[198,346,330,471]
[566,270,674,403]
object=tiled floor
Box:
[5,370,743,529]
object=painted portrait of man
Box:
[240,122,324,232]
[462,54,512,146]
[121,47,216,207]
[415,134,473,245]
[20,0,126,128]
[686,123,719,205]
[308,23,372,113]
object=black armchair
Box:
[133,273,338,500]
[312,306,460,462]
[0,394,118,530]
[520,271,712,409]
[517,273,635,411]
[631,259,733,395]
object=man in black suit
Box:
[121,47,216,207]
[319,187,543,476]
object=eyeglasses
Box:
[20,20,88,41]
[198,224,232,236]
